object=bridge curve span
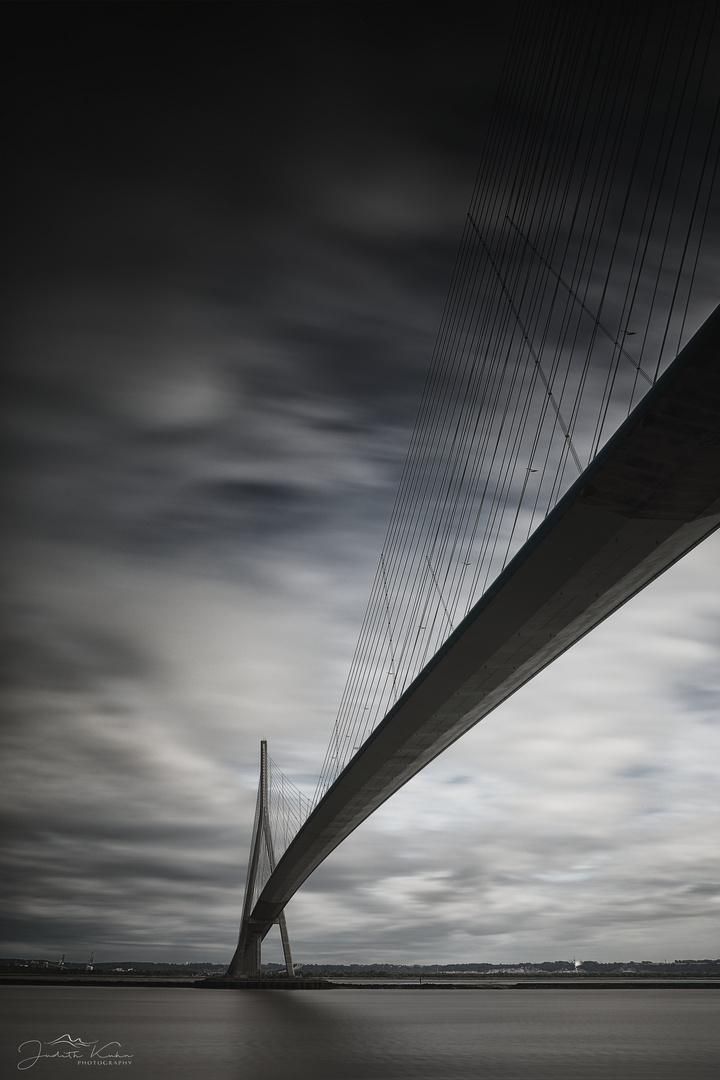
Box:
[229,305,720,977]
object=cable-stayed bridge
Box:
[228,1,720,979]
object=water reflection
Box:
[4,987,719,1079]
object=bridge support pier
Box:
[228,742,295,980]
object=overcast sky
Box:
[2,2,718,967]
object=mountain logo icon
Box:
[45,1035,97,1048]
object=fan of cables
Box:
[313,0,720,803]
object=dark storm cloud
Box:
[4,123,483,559]
[2,612,156,692]
[1,2,518,964]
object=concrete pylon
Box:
[227,741,295,979]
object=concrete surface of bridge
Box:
[228,304,720,978]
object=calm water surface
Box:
[3,986,718,1079]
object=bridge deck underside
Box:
[229,305,720,977]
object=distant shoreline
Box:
[3,974,720,991]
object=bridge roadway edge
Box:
[228,304,720,976]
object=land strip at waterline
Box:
[3,959,720,989]
[2,974,720,990]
